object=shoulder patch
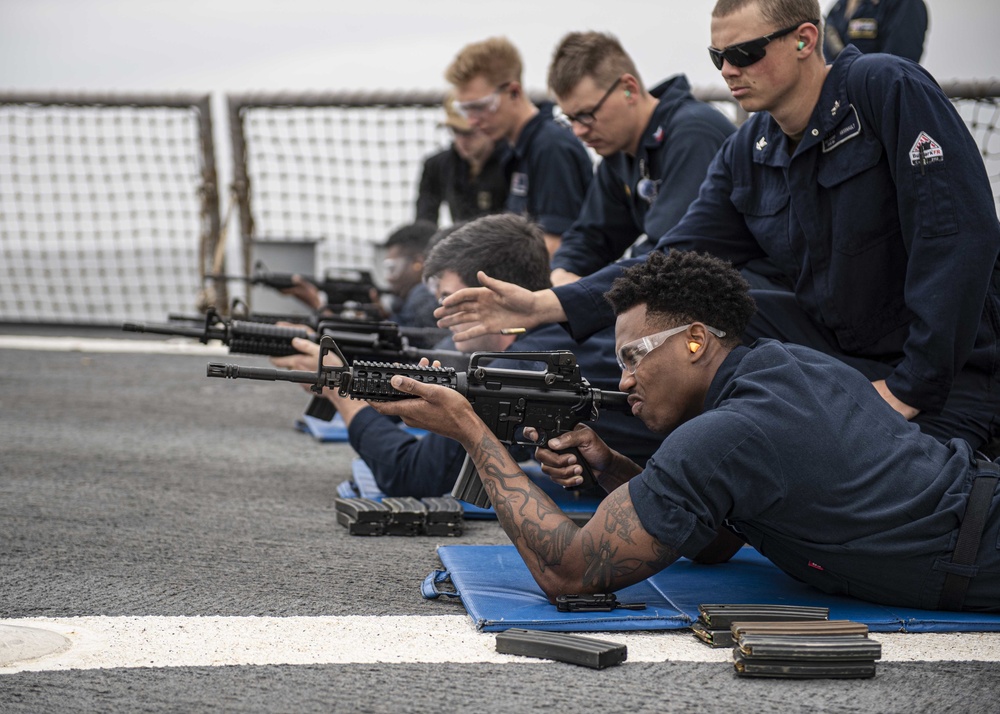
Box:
[908,132,943,166]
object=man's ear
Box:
[621,74,641,100]
[686,323,713,359]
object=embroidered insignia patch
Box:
[755,136,768,151]
[908,132,944,166]
[636,177,660,204]
[848,17,878,39]
[510,172,528,197]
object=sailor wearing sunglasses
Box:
[434,0,1000,458]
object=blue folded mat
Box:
[340,459,603,518]
[423,544,1000,633]
[297,413,427,442]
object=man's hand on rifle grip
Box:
[524,424,610,488]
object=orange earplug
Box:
[688,341,700,353]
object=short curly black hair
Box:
[604,250,756,346]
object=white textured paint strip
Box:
[0,336,228,355]
[1,616,998,673]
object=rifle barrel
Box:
[598,390,631,412]
[207,363,320,385]
[122,322,208,340]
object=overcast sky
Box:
[1,0,997,95]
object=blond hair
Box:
[445,36,523,87]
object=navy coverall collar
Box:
[509,109,549,161]
[703,345,751,412]
[751,46,863,166]
[635,75,694,156]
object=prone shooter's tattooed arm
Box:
[470,429,679,600]
[367,372,679,601]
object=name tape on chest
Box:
[848,17,878,39]
[909,132,944,166]
[822,105,861,153]
[510,172,528,197]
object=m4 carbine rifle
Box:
[168,298,386,327]
[207,337,631,507]
[128,308,449,356]
[124,311,464,421]
[206,263,384,306]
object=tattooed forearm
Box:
[476,431,565,517]
[473,431,508,463]
[601,488,638,544]
[468,429,674,596]
[472,430,581,572]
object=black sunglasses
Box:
[708,20,818,70]
[562,77,622,127]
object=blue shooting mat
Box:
[297,413,427,442]
[337,459,384,499]
[338,459,604,519]
[423,545,1000,633]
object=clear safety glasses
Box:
[454,82,511,118]
[616,323,726,374]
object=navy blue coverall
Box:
[551,75,735,277]
[631,340,999,611]
[415,143,509,225]
[553,46,1000,451]
[824,0,928,63]
[503,108,594,238]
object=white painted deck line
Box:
[0,336,229,355]
[1,616,998,673]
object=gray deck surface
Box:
[1,335,997,712]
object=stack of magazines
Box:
[333,495,464,536]
[694,604,882,679]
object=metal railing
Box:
[1,81,996,324]
[0,92,222,323]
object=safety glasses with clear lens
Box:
[454,82,511,118]
[617,323,726,374]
